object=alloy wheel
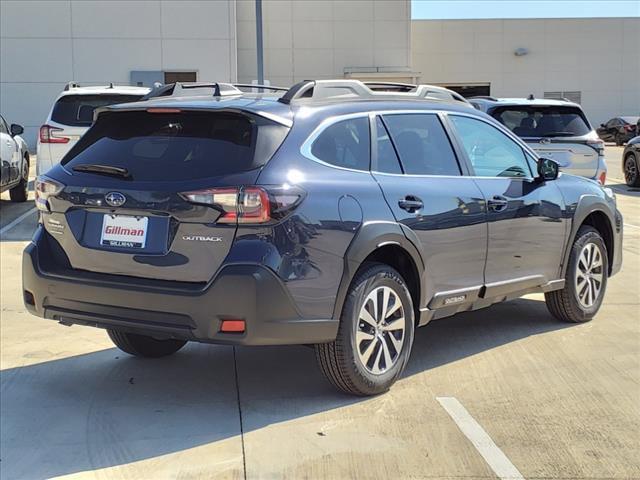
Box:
[356,286,406,374]
[624,155,637,185]
[575,242,604,308]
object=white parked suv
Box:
[470,97,608,183]
[0,114,30,202]
[37,83,149,175]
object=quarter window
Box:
[382,114,460,176]
[311,117,370,171]
[450,115,532,178]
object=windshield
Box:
[61,110,288,182]
[52,94,144,127]
[491,106,592,138]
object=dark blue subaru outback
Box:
[24,80,623,396]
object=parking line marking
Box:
[437,397,525,480]
[624,223,640,229]
[0,207,37,236]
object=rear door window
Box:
[382,114,461,176]
[491,106,591,137]
[62,111,289,181]
[52,94,144,126]
[311,117,370,170]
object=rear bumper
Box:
[22,229,338,345]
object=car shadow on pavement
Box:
[0,298,572,479]
[607,183,640,198]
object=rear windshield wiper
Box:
[538,132,578,137]
[72,164,131,179]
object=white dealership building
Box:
[1,0,638,147]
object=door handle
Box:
[398,196,424,213]
[487,195,509,212]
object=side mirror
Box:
[537,157,559,181]
[10,124,24,136]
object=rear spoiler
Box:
[92,105,293,128]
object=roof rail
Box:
[364,82,418,92]
[278,80,470,105]
[64,81,80,91]
[468,95,499,101]
[233,83,289,92]
[142,82,290,100]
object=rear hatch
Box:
[489,105,602,178]
[38,109,289,283]
[39,93,145,171]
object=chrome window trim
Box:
[299,108,541,178]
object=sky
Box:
[411,0,640,20]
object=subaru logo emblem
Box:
[105,192,126,207]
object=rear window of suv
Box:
[490,106,591,138]
[61,110,289,181]
[52,94,144,126]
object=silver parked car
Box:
[471,97,607,183]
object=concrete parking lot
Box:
[1,147,638,479]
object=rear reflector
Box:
[220,319,245,333]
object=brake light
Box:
[587,139,605,155]
[180,185,304,224]
[34,176,64,211]
[39,125,70,144]
[598,171,607,185]
[146,108,182,113]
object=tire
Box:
[545,226,608,323]
[624,152,640,187]
[315,262,415,396]
[107,329,187,358]
[615,133,623,147]
[9,155,29,203]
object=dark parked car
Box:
[24,80,623,395]
[623,136,640,187]
[597,116,639,146]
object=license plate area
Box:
[100,215,148,249]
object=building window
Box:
[544,91,582,105]
[164,71,197,83]
[439,84,490,98]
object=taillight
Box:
[34,176,64,211]
[587,139,605,155]
[598,171,607,185]
[624,125,633,132]
[39,125,70,144]
[180,186,304,224]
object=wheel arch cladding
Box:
[332,222,424,323]
[566,200,615,277]
[580,210,614,275]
